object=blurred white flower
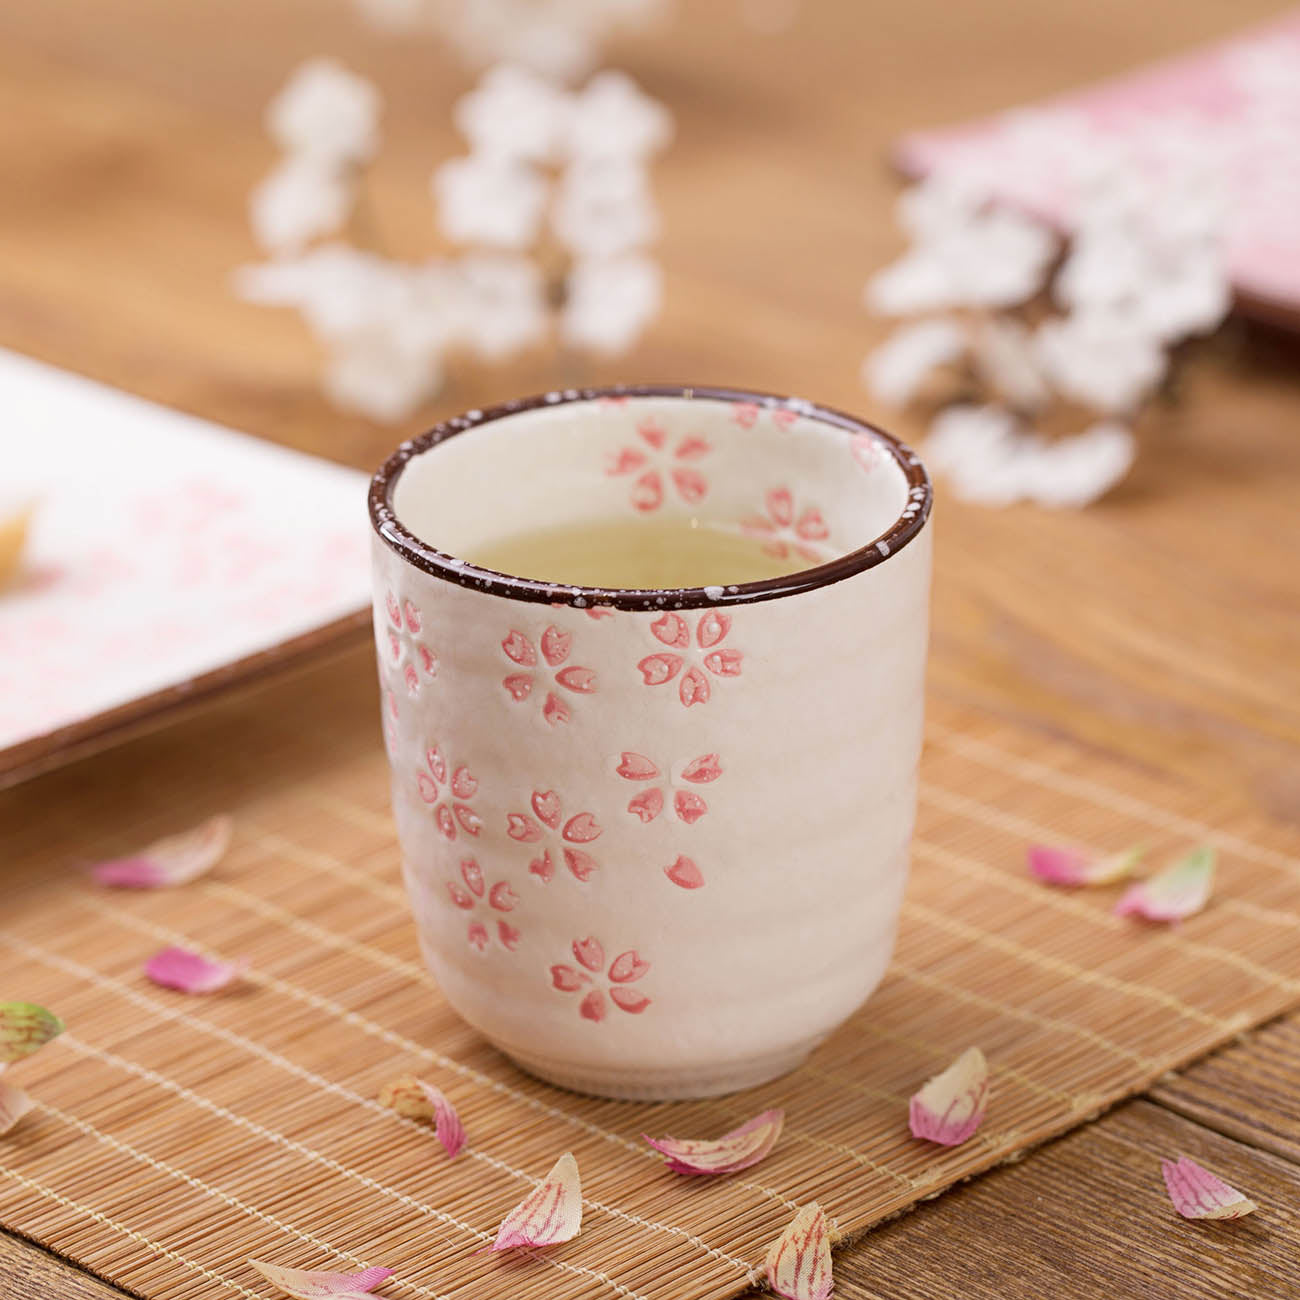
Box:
[234,244,399,338]
[454,63,572,162]
[1034,309,1166,414]
[552,159,658,257]
[867,174,1055,315]
[971,317,1050,411]
[926,405,1134,508]
[248,158,353,255]
[561,252,662,354]
[432,154,549,249]
[566,71,672,161]
[455,252,549,359]
[862,318,966,409]
[266,59,380,166]
[324,333,443,423]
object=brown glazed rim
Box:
[368,383,932,612]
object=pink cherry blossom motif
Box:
[415,745,482,841]
[445,857,521,952]
[383,589,438,696]
[615,750,722,825]
[741,488,832,565]
[501,625,597,725]
[606,417,711,512]
[507,790,603,883]
[851,432,889,474]
[550,937,651,1021]
[637,611,743,707]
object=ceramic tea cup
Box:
[369,385,932,1100]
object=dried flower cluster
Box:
[236,59,671,422]
[863,159,1231,507]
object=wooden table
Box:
[2,0,1298,1295]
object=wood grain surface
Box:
[1,0,1298,1295]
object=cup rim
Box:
[368,383,932,611]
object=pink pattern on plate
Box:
[550,936,652,1021]
[446,856,521,952]
[606,417,712,512]
[501,625,597,725]
[415,745,482,841]
[741,488,831,564]
[637,612,743,707]
[894,13,1300,311]
[615,750,722,825]
[384,590,438,696]
[507,790,603,883]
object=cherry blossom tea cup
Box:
[369,385,932,1100]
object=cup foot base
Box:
[497,1039,821,1101]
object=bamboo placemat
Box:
[4,695,1300,1300]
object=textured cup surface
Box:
[370,387,932,1099]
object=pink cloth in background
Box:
[895,10,1300,313]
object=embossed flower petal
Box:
[609,988,650,1014]
[532,790,562,829]
[640,654,683,688]
[550,964,588,993]
[679,666,711,706]
[453,805,482,837]
[697,612,730,650]
[644,1108,783,1176]
[144,947,247,995]
[628,788,664,822]
[608,950,650,983]
[562,813,601,843]
[92,815,233,888]
[503,673,534,701]
[703,649,742,678]
[530,850,555,882]
[765,1203,833,1300]
[540,625,571,667]
[562,848,599,882]
[573,936,605,972]
[1028,843,1142,888]
[630,470,663,511]
[497,921,521,951]
[377,1074,466,1158]
[909,1046,990,1146]
[673,791,707,823]
[555,666,596,693]
[665,856,704,889]
[580,989,607,1021]
[450,766,477,799]
[542,692,571,725]
[1162,1156,1257,1220]
[651,613,689,648]
[507,814,542,843]
[468,923,489,951]
[447,883,474,909]
[502,631,537,666]
[0,1003,64,1065]
[671,468,708,504]
[247,1260,394,1299]
[675,434,710,461]
[490,1152,583,1250]
[488,882,517,911]
[679,753,722,783]
[0,1079,34,1135]
[1115,846,1215,923]
[617,752,660,780]
[460,859,485,896]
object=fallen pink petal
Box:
[1027,843,1142,888]
[247,1259,395,1299]
[909,1046,990,1146]
[377,1073,467,1158]
[0,1079,34,1135]
[1161,1156,1258,1220]
[765,1203,833,1300]
[490,1151,582,1250]
[92,814,234,888]
[643,1108,784,1175]
[1115,845,1215,923]
[144,947,246,995]
[0,1002,64,1065]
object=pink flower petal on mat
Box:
[144,947,246,995]
[0,1002,64,1064]
[909,1047,989,1146]
[1028,843,1142,887]
[1161,1156,1258,1220]
[644,1108,784,1175]
[92,815,233,888]
[247,1260,395,1299]
[377,1074,466,1158]
[1115,846,1215,923]
[490,1152,583,1251]
[665,855,705,889]
[0,1079,34,1135]
[765,1203,833,1300]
